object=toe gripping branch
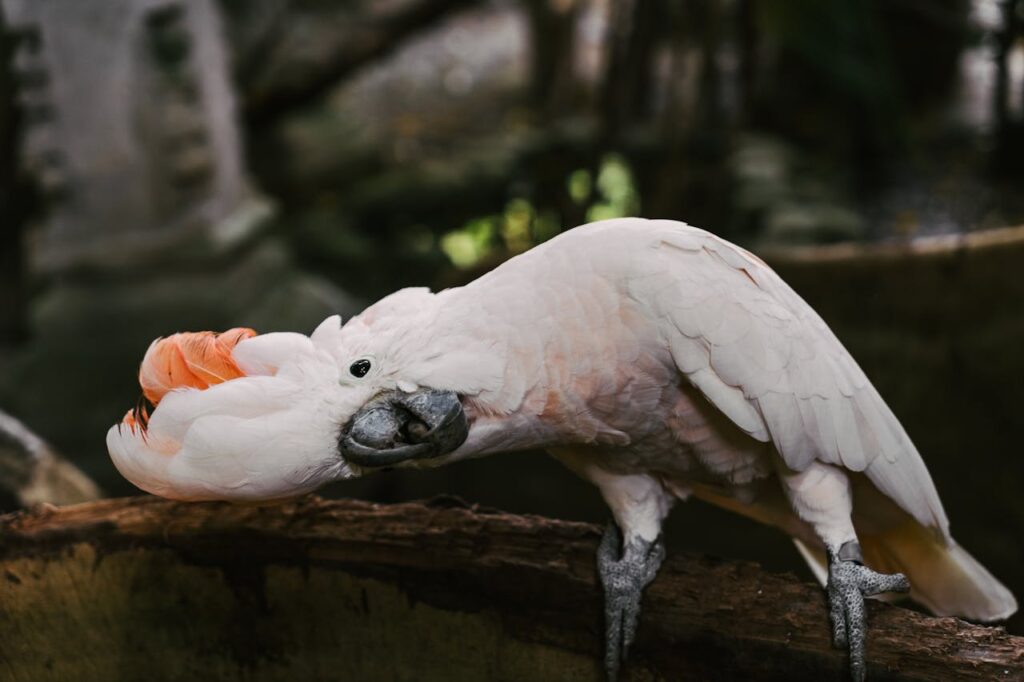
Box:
[827,540,911,682]
[597,523,666,682]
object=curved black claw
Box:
[827,541,910,682]
[597,523,665,682]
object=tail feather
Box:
[686,477,1015,622]
[864,521,1016,622]
[793,537,828,586]
[795,522,1017,622]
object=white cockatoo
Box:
[108,218,1016,681]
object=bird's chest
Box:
[545,361,774,495]
[505,286,773,493]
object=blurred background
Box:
[0,0,1022,632]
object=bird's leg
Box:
[585,471,673,681]
[826,540,909,682]
[598,521,665,681]
[779,462,910,682]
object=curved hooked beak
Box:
[339,389,469,467]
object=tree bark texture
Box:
[0,496,1021,681]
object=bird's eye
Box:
[349,359,372,378]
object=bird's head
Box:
[312,288,480,470]
[107,288,493,502]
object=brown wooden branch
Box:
[0,496,1021,681]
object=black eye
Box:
[349,359,372,378]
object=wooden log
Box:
[0,496,1021,681]
[0,408,101,512]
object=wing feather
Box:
[642,221,950,537]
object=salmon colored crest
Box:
[138,327,257,406]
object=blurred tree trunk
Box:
[736,0,759,126]
[598,0,664,139]
[0,24,28,346]
[524,0,580,119]
[227,0,482,130]
[994,0,1024,174]
[640,0,732,231]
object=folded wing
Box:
[640,221,950,538]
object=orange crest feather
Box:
[138,327,257,406]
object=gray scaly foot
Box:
[827,540,910,682]
[597,522,665,681]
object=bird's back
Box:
[463,218,1015,621]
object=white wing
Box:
[638,220,950,538]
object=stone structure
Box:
[1,0,267,272]
[0,0,357,492]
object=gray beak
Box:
[339,388,469,467]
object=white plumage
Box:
[107,324,364,500]
[108,217,1016,625]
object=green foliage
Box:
[501,198,534,253]
[532,209,562,242]
[567,169,592,205]
[439,155,642,269]
[440,217,498,268]
[440,197,567,269]
[586,155,640,222]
